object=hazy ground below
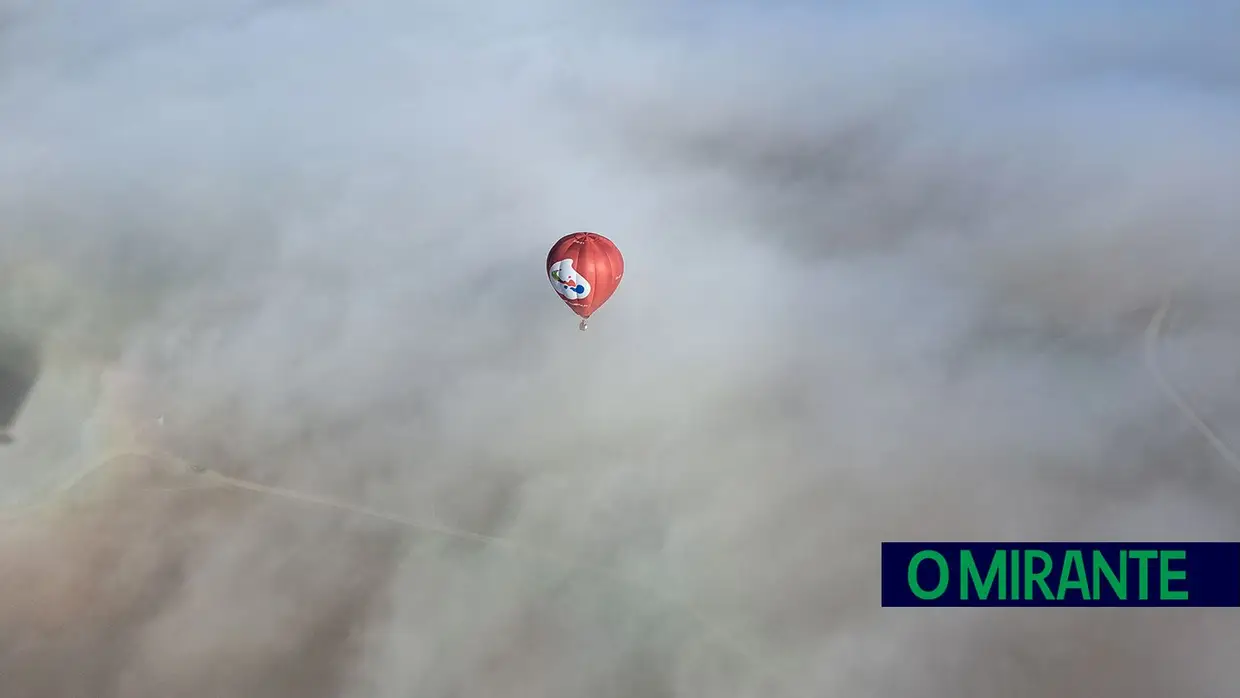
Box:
[2,2,1240,697]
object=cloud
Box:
[1,2,1238,696]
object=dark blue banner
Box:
[881,542,1240,607]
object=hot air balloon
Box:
[546,232,624,331]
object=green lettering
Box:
[1010,548,1020,599]
[961,550,1005,600]
[1092,550,1126,600]
[1023,550,1054,600]
[1129,550,1157,600]
[1057,550,1090,600]
[908,551,949,600]
[1159,550,1188,600]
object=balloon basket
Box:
[579,319,588,331]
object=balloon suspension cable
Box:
[579,318,589,331]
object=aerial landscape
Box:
[2,2,1239,696]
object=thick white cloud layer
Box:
[2,2,1239,696]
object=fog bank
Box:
[2,2,1239,696]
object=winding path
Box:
[1143,297,1240,473]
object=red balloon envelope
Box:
[546,232,624,328]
